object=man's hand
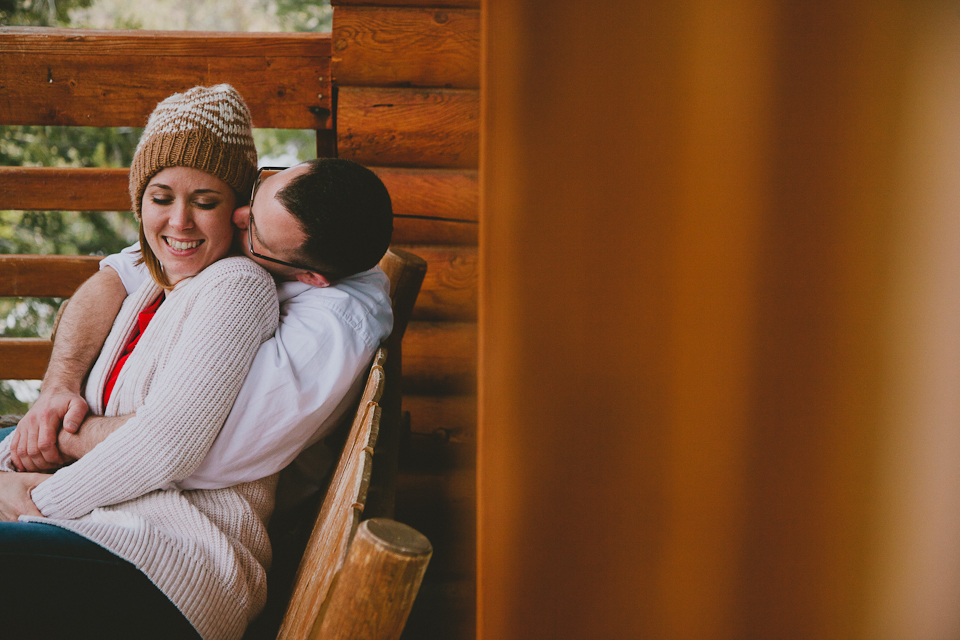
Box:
[58,414,132,461]
[9,390,88,472]
[0,472,45,521]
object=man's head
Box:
[234,158,393,287]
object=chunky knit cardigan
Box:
[0,256,279,640]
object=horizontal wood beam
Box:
[0,338,51,380]
[334,0,478,8]
[0,27,331,56]
[396,245,476,322]
[0,28,331,129]
[333,6,479,89]
[375,167,478,222]
[0,167,130,211]
[0,255,100,298]
[403,321,476,395]
[338,87,479,169]
[1,166,479,226]
[393,217,476,246]
[404,394,476,442]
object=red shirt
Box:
[103,294,164,408]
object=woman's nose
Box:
[168,202,194,230]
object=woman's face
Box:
[141,167,237,285]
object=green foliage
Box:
[271,0,332,32]
[0,125,141,411]
[0,0,93,26]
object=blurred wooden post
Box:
[313,518,432,640]
[479,1,960,639]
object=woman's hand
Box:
[0,472,45,521]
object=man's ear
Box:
[296,271,331,288]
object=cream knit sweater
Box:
[0,256,280,640]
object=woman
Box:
[0,85,279,640]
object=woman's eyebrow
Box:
[145,185,223,195]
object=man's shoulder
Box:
[278,266,393,347]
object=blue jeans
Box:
[0,428,200,638]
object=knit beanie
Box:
[129,84,258,217]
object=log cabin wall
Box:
[330,1,479,638]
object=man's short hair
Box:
[276,158,393,280]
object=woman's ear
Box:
[232,205,250,228]
[296,271,331,288]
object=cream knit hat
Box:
[129,84,258,218]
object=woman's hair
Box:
[129,84,257,288]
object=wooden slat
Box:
[374,167,477,222]
[338,87,479,169]
[393,217,476,246]
[0,29,331,129]
[333,7,479,89]
[395,245,476,322]
[404,394,476,442]
[334,0,478,8]
[0,255,101,298]
[0,168,130,211]
[402,321,476,395]
[0,338,51,380]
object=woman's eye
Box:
[194,201,220,210]
[151,197,173,205]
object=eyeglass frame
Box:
[247,166,321,274]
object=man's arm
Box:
[57,414,132,461]
[10,268,126,472]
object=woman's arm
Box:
[30,261,279,520]
[9,268,127,472]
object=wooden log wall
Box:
[330,2,479,638]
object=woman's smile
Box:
[141,167,236,285]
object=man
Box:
[8,158,394,493]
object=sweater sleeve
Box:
[31,260,279,519]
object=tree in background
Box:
[0,0,329,412]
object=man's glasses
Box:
[247,166,318,273]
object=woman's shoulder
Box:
[191,256,275,290]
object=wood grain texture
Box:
[333,6,479,89]
[374,167,478,222]
[394,245,476,322]
[314,518,432,640]
[334,0,478,8]
[404,394,476,442]
[338,87,479,169]
[402,321,476,395]
[0,255,100,298]
[0,338,50,380]
[0,29,331,129]
[392,217,477,246]
[0,167,130,211]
